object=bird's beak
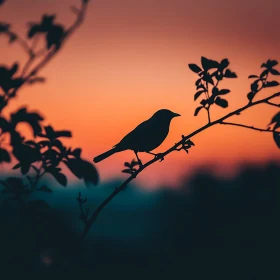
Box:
[173,112,181,117]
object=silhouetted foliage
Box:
[0,0,97,243]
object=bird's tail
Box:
[93,147,117,163]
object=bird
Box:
[93,109,181,165]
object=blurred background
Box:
[1,0,280,279]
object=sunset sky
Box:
[1,0,280,188]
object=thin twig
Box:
[220,121,277,133]
[81,91,280,240]
[266,101,280,108]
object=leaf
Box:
[273,131,280,149]
[260,69,269,79]
[48,171,67,186]
[269,111,280,125]
[247,91,256,102]
[248,75,259,79]
[218,89,230,95]
[220,58,229,69]
[46,25,64,49]
[0,117,10,132]
[63,158,83,179]
[202,73,214,85]
[0,0,6,6]
[80,160,99,186]
[38,185,52,193]
[12,163,21,170]
[200,99,207,106]
[122,169,132,174]
[72,148,81,157]
[267,59,278,68]
[21,164,30,175]
[188,64,202,73]
[194,106,203,116]
[201,57,220,71]
[10,107,44,137]
[194,90,205,101]
[215,97,228,108]
[251,80,259,92]
[264,81,279,88]
[124,162,130,167]
[212,87,219,96]
[0,148,10,163]
[224,69,237,78]
[195,79,202,86]
[54,130,72,139]
[270,68,280,75]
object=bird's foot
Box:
[154,153,165,162]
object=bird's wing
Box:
[116,120,159,151]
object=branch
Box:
[266,101,280,108]
[220,122,276,133]
[81,91,280,240]
[2,0,91,107]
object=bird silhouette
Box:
[93,109,180,165]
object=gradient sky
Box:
[1,0,280,188]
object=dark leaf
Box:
[0,22,10,33]
[220,58,229,69]
[51,139,65,152]
[273,131,280,149]
[270,68,280,75]
[201,57,220,71]
[38,185,52,193]
[54,130,72,139]
[188,64,202,73]
[202,73,214,85]
[9,63,18,76]
[63,158,83,179]
[195,79,202,86]
[267,59,278,68]
[264,81,279,88]
[0,117,10,132]
[269,111,280,125]
[215,97,228,108]
[251,80,259,92]
[0,0,5,6]
[72,148,81,157]
[12,163,21,170]
[194,90,205,101]
[247,91,256,102]
[122,169,132,174]
[212,87,219,96]
[224,69,237,78]
[21,164,30,175]
[11,107,44,137]
[0,148,10,163]
[260,69,269,78]
[218,89,230,95]
[194,106,203,116]
[124,162,130,167]
[48,171,67,187]
[200,99,207,106]
[248,75,259,79]
[80,160,99,186]
[38,140,50,148]
[46,25,64,49]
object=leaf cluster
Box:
[189,56,237,118]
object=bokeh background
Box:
[1,1,280,279]
[1,0,280,188]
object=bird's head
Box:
[152,109,181,121]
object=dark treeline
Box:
[0,162,279,279]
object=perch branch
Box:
[80,91,280,240]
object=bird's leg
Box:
[134,151,143,166]
[146,151,165,162]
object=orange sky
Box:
[1,0,280,188]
